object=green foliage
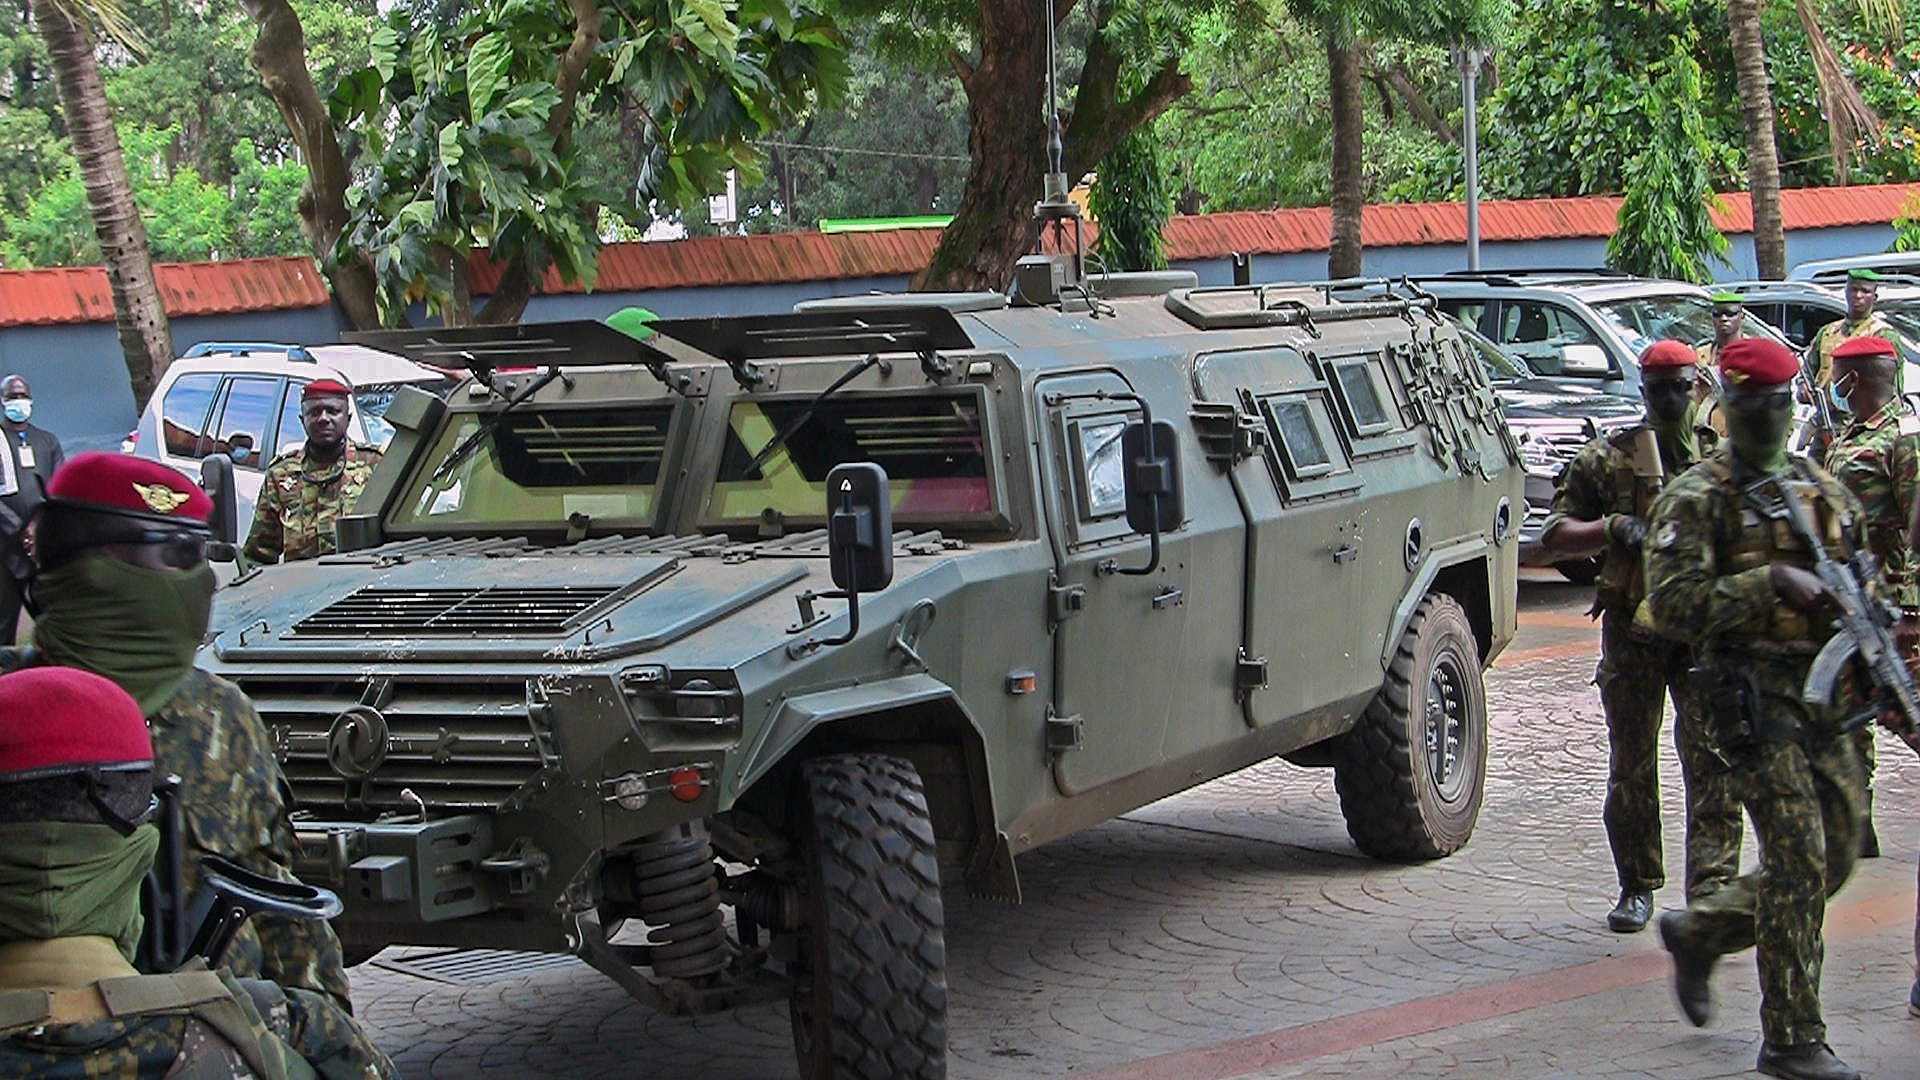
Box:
[1891,191,1920,252]
[0,125,307,267]
[1605,55,1728,283]
[1089,122,1170,271]
[332,0,848,322]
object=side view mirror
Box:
[1560,344,1612,375]
[790,463,894,656]
[198,454,239,545]
[1112,419,1181,576]
[827,462,893,594]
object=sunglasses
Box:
[76,528,211,569]
[1719,389,1795,416]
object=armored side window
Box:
[1259,392,1361,502]
[1072,417,1128,521]
[1326,357,1401,439]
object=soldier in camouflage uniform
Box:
[1540,339,1743,934]
[1645,338,1871,1080]
[1820,334,1920,862]
[0,454,391,1077]
[243,380,382,564]
[0,665,379,1078]
[1807,268,1899,389]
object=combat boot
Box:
[1657,911,1715,1026]
[1756,1042,1860,1080]
[1908,978,1918,1018]
[1606,889,1652,933]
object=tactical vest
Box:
[0,965,303,1079]
[1596,426,1683,613]
[1701,455,1853,647]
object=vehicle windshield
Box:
[707,393,993,527]
[1590,294,1778,356]
[1459,329,1533,381]
[391,405,675,530]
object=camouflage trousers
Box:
[247,980,396,1080]
[1594,612,1742,899]
[1662,675,1866,1048]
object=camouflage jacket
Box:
[0,966,316,1080]
[242,445,382,564]
[1808,312,1898,387]
[1542,421,1716,613]
[1823,397,1920,609]
[1643,446,1868,664]
[0,657,352,1009]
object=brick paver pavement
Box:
[347,574,1920,1077]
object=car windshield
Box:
[1590,294,1777,355]
[706,393,994,527]
[391,405,675,530]
[1458,329,1533,381]
[355,380,455,448]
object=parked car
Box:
[1785,251,1920,285]
[1407,269,1791,400]
[1461,327,1641,582]
[127,342,456,536]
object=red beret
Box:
[1832,335,1898,360]
[0,667,150,779]
[47,452,212,525]
[1639,339,1698,371]
[301,378,351,400]
[1718,338,1801,387]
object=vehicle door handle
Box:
[1331,542,1360,564]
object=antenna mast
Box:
[1015,0,1086,305]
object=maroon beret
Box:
[46,452,212,525]
[0,667,150,779]
[1718,338,1801,387]
[1832,335,1898,360]
[1639,339,1698,371]
[301,378,351,400]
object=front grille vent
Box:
[292,585,623,637]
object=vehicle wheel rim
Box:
[1423,651,1470,802]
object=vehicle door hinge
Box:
[1045,710,1084,752]
[1235,650,1269,692]
[1047,575,1086,623]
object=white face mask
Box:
[3,399,31,424]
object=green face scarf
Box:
[0,821,157,959]
[30,554,215,714]
[1651,399,1701,471]
[1726,400,1796,474]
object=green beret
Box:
[606,306,660,341]
[1848,267,1883,282]
[1711,291,1743,305]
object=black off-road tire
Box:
[789,753,948,1080]
[1334,593,1489,860]
[1555,557,1601,586]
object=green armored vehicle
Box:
[203,272,1522,1077]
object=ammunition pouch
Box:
[1691,663,1803,755]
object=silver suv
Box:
[1411,269,1789,400]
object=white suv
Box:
[126,343,454,536]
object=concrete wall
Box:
[6,221,1902,455]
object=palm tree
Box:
[29,0,171,407]
[1727,0,1900,280]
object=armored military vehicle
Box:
[202,272,1522,1078]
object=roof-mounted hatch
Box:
[1166,284,1437,331]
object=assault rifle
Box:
[1742,473,1920,756]
[137,775,344,973]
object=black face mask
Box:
[1644,380,1694,423]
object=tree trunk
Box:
[1327,27,1365,279]
[32,0,172,409]
[915,0,1190,291]
[1729,0,1786,279]
[913,0,1050,290]
[238,0,383,328]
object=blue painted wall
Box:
[6,220,1901,455]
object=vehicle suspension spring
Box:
[631,822,729,979]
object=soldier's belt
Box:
[0,970,230,1031]
[1714,638,1822,659]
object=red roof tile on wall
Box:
[6,184,1920,327]
[0,256,329,328]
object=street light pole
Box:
[1459,45,1486,271]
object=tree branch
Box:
[1370,55,1456,146]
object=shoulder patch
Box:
[1899,412,1920,438]
[1653,520,1680,550]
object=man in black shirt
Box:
[0,374,65,642]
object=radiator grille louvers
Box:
[291,585,623,637]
